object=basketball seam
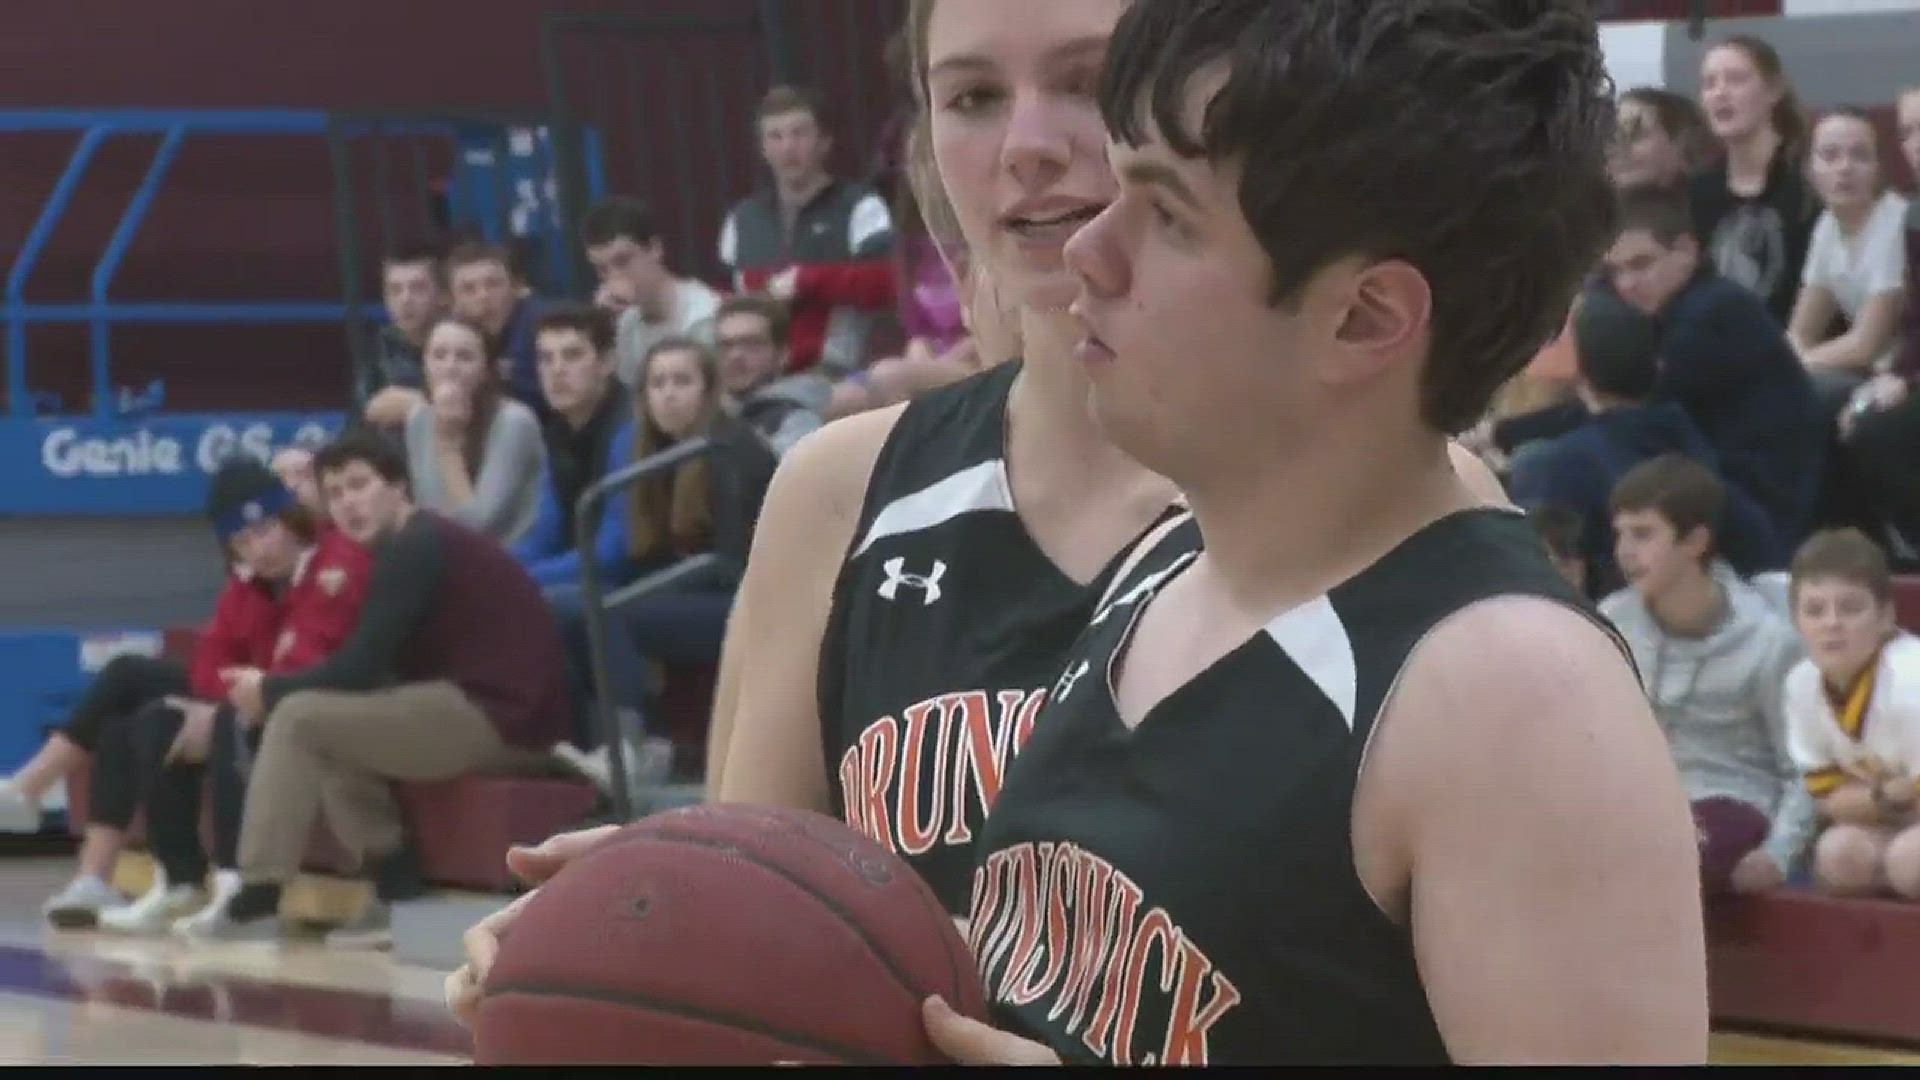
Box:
[632,829,937,1009]
[481,983,890,1065]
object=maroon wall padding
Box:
[1708,891,1920,1046]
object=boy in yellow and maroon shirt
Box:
[1784,529,1920,898]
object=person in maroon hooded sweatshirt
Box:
[193,427,571,948]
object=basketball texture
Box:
[473,804,991,1065]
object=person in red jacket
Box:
[108,461,376,937]
[2,460,369,930]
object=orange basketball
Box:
[474,804,991,1065]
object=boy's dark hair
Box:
[1529,505,1584,563]
[1614,182,1696,246]
[446,240,516,276]
[1609,453,1724,557]
[715,293,792,350]
[1101,0,1617,434]
[757,85,828,130]
[536,302,616,355]
[1573,290,1660,401]
[1790,528,1893,603]
[315,427,411,487]
[381,243,444,279]
[581,197,661,249]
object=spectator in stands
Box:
[270,446,321,514]
[581,197,722,388]
[513,305,628,589]
[1510,291,1784,598]
[1611,87,1715,192]
[1837,86,1920,557]
[447,241,543,410]
[1530,505,1587,596]
[567,338,777,752]
[1600,183,1824,547]
[198,430,569,945]
[362,247,447,428]
[1789,108,1910,421]
[403,316,545,546]
[1691,36,1819,327]
[1783,529,1920,898]
[1602,455,1815,896]
[713,295,827,457]
[105,462,379,935]
[0,462,367,929]
[720,86,897,376]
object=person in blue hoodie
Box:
[1596,183,1826,548]
[1511,289,1786,598]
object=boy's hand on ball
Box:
[922,996,1058,1065]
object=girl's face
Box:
[1700,44,1779,143]
[922,0,1126,314]
[1611,98,1686,189]
[1808,115,1881,212]
[424,323,489,397]
[645,349,709,439]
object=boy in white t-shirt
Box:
[1784,528,1920,898]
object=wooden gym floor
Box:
[0,852,1909,1065]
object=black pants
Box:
[66,655,190,831]
[1847,397,1920,547]
[129,701,253,887]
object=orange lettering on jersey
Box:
[1110,909,1176,1065]
[994,843,1050,1001]
[1082,871,1145,1058]
[894,697,955,856]
[970,842,1242,1068]
[849,717,900,851]
[1011,689,1048,755]
[1007,842,1075,1006]
[841,687,1046,860]
[944,691,1015,846]
[1160,936,1244,1066]
[1051,855,1117,1032]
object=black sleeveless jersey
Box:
[968,507,1621,1065]
[818,360,1173,915]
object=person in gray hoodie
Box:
[1601,453,1815,894]
[711,295,829,459]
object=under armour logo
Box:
[1052,659,1090,703]
[878,557,946,604]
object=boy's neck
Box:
[1648,567,1726,639]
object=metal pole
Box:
[540,15,591,299]
[575,436,714,822]
[90,126,185,418]
[6,127,109,417]
[326,117,371,407]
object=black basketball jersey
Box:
[818,360,1172,915]
[968,507,1622,1065]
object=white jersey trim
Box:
[853,459,1015,558]
[1265,597,1360,731]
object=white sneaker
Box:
[171,870,242,939]
[43,875,124,930]
[0,779,43,834]
[100,874,206,936]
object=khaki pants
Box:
[238,682,546,882]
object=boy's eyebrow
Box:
[1118,160,1203,211]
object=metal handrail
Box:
[574,436,714,822]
